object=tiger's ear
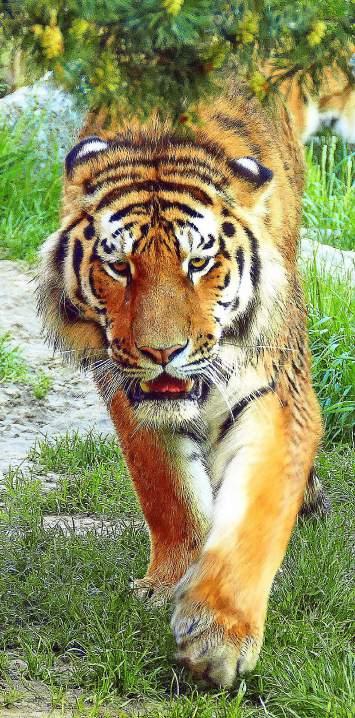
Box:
[229,157,273,188]
[65,136,109,177]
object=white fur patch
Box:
[76,139,109,160]
[96,212,135,258]
[177,436,213,522]
[302,100,320,143]
[234,157,260,175]
[205,455,248,549]
[175,210,218,257]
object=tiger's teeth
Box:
[185,379,194,391]
[140,381,151,393]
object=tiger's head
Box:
[39,130,287,427]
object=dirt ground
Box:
[0,260,113,481]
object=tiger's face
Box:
[40,134,282,427]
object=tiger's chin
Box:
[126,375,207,428]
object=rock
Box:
[7,659,28,679]
[299,232,355,285]
[0,74,84,159]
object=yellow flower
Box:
[40,24,64,59]
[307,20,326,47]
[162,0,184,16]
[236,11,260,45]
[31,24,44,37]
[249,71,268,100]
[90,52,121,95]
[70,18,91,40]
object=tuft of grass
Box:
[0,332,54,401]
[0,435,353,716]
[303,134,354,251]
[304,266,354,446]
[28,431,137,517]
[0,117,62,263]
[0,331,28,383]
[31,369,53,400]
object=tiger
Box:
[37,81,325,688]
[274,63,355,144]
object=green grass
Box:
[0,331,28,383]
[0,331,53,400]
[304,268,354,446]
[303,134,354,251]
[28,431,137,517]
[0,436,353,717]
[0,118,62,263]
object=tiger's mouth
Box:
[130,374,203,402]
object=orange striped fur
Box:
[38,80,323,686]
[274,64,355,143]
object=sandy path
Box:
[0,260,113,479]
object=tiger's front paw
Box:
[171,568,263,687]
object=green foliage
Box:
[303,134,355,251]
[0,332,28,383]
[31,370,53,400]
[0,333,53,400]
[0,118,62,262]
[1,0,353,121]
[304,268,354,446]
[0,439,353,713]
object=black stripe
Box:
[214,114,261,158]
[54,232,69,270]
[158,198,204,218]
[217,300,232,307]
[109,202,150,223]
[96,180,212,212]
[91,154,226,184]
[223,271,231,288]
[108,197,204,224]
[188,452,202,462]
[244,228,260,288]
[221,221,235,238]
[218,235,231,260]
[59,295,80,322]
[236,247,245,277]
[219,381,275,441]
[222,297,257,340]
[83,223,95,240]
[101,238,114,254]
[176,427,207,444]
[286,371,300,395]
[88,266,102,302]
[162,168,226,192]
[202,234,216,250]
[235,298,257,338]
[215,114,249,136]
[86,171,143,194]
[73,239,84,297]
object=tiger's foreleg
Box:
[110,392,213,602]
[171,389,322,685]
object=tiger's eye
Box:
[189,257,210,272]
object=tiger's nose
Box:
[138,343,187,365]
